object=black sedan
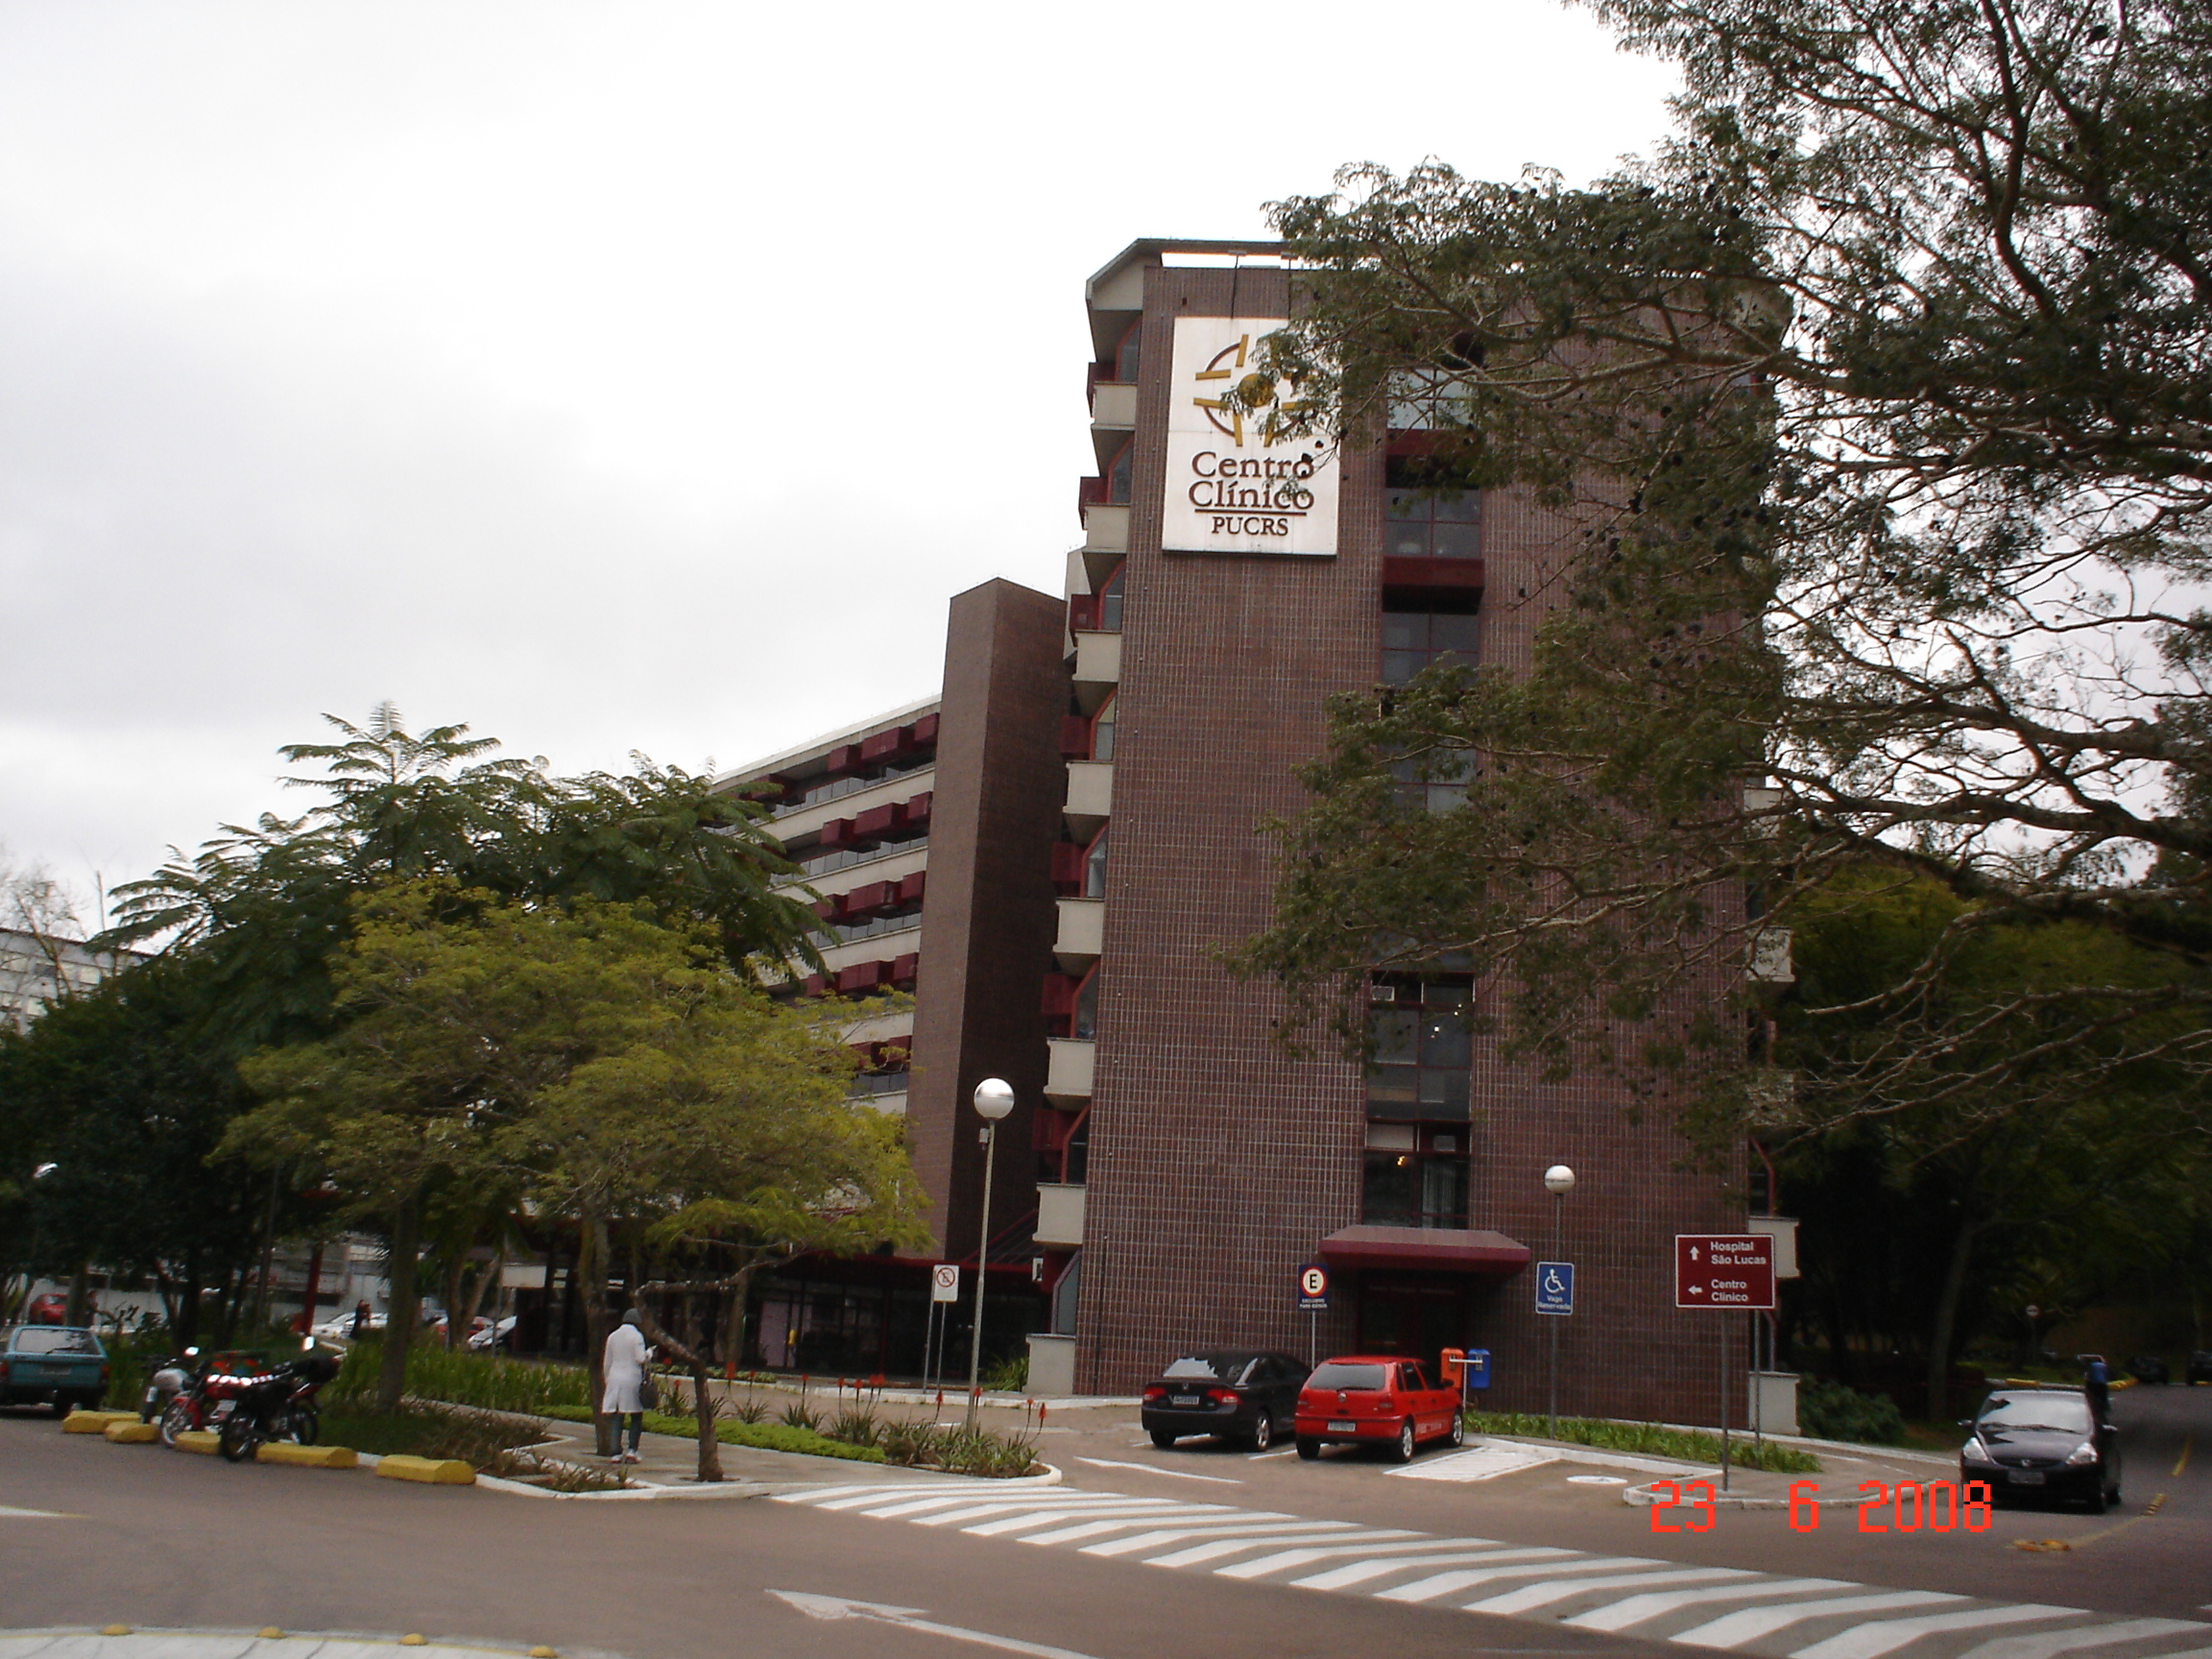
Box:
[2125,1354,2169,1385]
[1960,1387,2122,1512]
[1141,1351,1310,1452]
[2189,1352,2212,1386]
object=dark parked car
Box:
[1960,1387,2121,1512]
[2188,1352,2212,1386]
[1141,1351,1310,1451]
[2125,1355,2169,1385]
[0,1325,108,1414]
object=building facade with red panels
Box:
[718,241,1775,1426]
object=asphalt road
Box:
[2,1383,2205,1659]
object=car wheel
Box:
[48,1398,70,1418]
[1388,1419,1416,1464]
[1247,1414,1274,1453]
[1149,1429,1177,1450]
[1295,1436,1320,1461]
[1448,1412,1465,1448]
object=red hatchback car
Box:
[1295,1355,1465,1462]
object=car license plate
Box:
[2007,1469,2046,1485]
[1171,1394,1200,1407]
[1328,1419,1357,1433]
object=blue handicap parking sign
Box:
[1535,1261,1575,1315]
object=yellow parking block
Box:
[173,1430,221,1455]
[256,1441,358,1469]
[374,1455,474,1485]
[104,1420,158,1444]
[62,1410,139,1433]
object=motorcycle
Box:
[214,1354,340,1462]
[151,1349,275,1447]
[139,1347,201,1429]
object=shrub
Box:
[879,1418,1040,1478]
[325,1337,590,1416]
[780,1400,822,1433]
[1796,1380,1910,1446]
[827,1406,882,1448]
[982,1353,1029,1392]
[1463,1409,1822,1474]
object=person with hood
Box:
[602,1310,655,1463]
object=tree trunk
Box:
[63,1262,92,1329]
[580,1213,613,1456]
[378,1192,422,1413]
[628,1302,723,1483]
[1925,1210,1980,1424]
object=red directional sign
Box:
[1675,1234,1775,1310]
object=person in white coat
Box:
[602,1310,654,1462]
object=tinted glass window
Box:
[1400,1363,1431,1391]
[1162,1354,1250,1382]
[1978,1394,2091,1431]
[1307,1361,1388,1390]
[12,1328,100,1355]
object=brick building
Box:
[718,239,1777,1428]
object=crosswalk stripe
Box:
[1569,1578,1859,1632]
[1676,1591,1964,1650]
[1468,1568,1759,1617]
[1081,1520,1368,1558]
[1792,1608,2086,1659]
[775,1478,2211,1659]
[1954,1622,2210,1659]
[989,1505,1252,1542]
[1147,1530,1420,1570]
[1215,1536,1505,1579]
[1293,1546,1577,1592]
[1377,1555,1667,1605]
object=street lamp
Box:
[1543,1165,1575,1438]
[967,1078,1016,1428]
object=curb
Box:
[376,1455,475,1485]
[468,1458,1065,1503]
[173,1431,221,1455]
[257,1442,359,1469]
[103,1421,157,1444]
[61,1410,139,1434]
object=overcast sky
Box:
[0,1,1679,922]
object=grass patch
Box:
[541,1404,887,1463]
[321,1403,625,1492]
[1465,1409,1822,1474]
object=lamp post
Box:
[966,1078,1016,1428]
[1543,1164,1575,1438]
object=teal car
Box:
[1,1325,108,1414]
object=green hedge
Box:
[327,1338,591,1415]
[1464,1408,1822,1474]
[542,1404,885,1463]
[1795,1380,1910,1446]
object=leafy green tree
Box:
[237,884,925,1442]
[101,705,821,1399]
[0,958,276,1343]
[1236,0,2212,1127]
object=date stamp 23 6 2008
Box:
[1650,1479,1998,1534]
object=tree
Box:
[1235,0,2212,1132]
[235,884,926,1451]
[106,705,822,1402]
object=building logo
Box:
[1162,318,1339,559]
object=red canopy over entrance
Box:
[1317,1225,1530,1277]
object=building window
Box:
[1083,826,1109,899]
[1361,1127,1470,1230]
[1114,321,1142,385]
[1382,601,1479,685]
[1096,563,1124,632]
[1366,975,1471,1120]
[1090,693,1118,762]
[1383,461,1481,558]
[1107,440,1133,506]
[1387,751,1471,815]
[1073,965,1101,1040]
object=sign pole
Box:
[1719,1319,1732,1492]
[1308,1310,1315,1369]
[1548,1190,1563,1437]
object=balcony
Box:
[1090,380,1138,432]
[1082,504,1129,557]
[1053,898,1103,975]
[1064,761,1112,840]
[1046,1037,1094,1104]
[1035,1183,1086,1248]
[1071,632,1120,710]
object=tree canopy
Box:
[1236,0,2212,1134]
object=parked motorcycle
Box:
[152,1349,275,1447]
[214,1354,340,1462]
[139,1348,201,1427]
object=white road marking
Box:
[1791,1606,2084,1659]
[0,1505,80,1519]
[1075,1456,1242,1484]
[1569,1578,1858,1633]
[1675,1592,1963,1650]
[987,1506,1242,1542]
[1080,1519,1365,1557]
[769,1590,1105,1659]
[1293,1546,1577,1592]
[1215,1536,1506,1579]
[1377,1555,1667,1605]
[1951,1621,2207,1659]
[1387,1445,1558,1482]
[1145,1529,1418,1569]
[1467,1568,1758,1617]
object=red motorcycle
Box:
[155,1350,273,1448]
